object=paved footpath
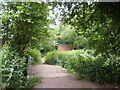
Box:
[30,63,115,88]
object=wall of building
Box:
[57,44,73,51]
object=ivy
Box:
[2,2,49,54]
[1,2,49,88]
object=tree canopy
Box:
[1,2,50,88]
[50,2,120,57]
[2,2,49,55]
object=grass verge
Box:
[25,76,42,88]
[68,74,82,80]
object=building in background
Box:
[57,44,73,51]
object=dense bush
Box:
[27,49,42,64]
[45,50,120,85]
[40,40,56,55]
[2,44,27,88]
[55,25,87,49]
[45,50,84,65]
[45,51,58,65]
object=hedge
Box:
[45,50,120,85]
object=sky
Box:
[48,5,62,28]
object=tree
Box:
[57,25,87,49]
[2,2,49,55]
[1,2,49,88]
[50,2,120,57]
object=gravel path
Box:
[30,63,115,88]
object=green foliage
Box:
[40,39,56,55]
[2,43,27,88]
[45,50,120,85]
[2,2,49,54]
[55,25,87,49]
[27,49,42,64]
[25,76,42,88]
[45,51,58,65]
[1,2,49,88]
[50,2,120,57]
[58,25,76,45]
[61,2,120,57]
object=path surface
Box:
[30,63,114,88]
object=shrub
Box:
[45,50,83,65]
[2,44,27,88]
[40,40,56,55]
[27,49,42,64]
[45,50,120,85]
[45,51,57,65]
